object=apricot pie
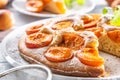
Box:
[18,14,108,77]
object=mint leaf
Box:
[102,7,108,14]
[110,9,120,26]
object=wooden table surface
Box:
[0,0,112,80]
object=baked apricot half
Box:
[52,20,73,30]
[86,27,104,38]
[77,48,104,67]
[83,20,99,28]
[61,32,84,50]
[83,14,101,28]
[44,47,73,62]
[26,0,44,13]
[26,24,44,35]
[107,30,120,43]
[25,33,53,48]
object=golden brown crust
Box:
[18,36,105,77]
[99,31,120,57]
[0,10,14,30]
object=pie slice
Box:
[98,19,120,57]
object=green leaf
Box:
[110,9,120,26]
[109,6,120,26]
[76,0,85,5]
[102,7,108,14]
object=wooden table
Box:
[0,0,108,80]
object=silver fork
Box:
[0,64,52,80]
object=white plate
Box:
[12,0,95,17]
[1,17,120,80]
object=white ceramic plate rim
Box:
[12,0,95,17]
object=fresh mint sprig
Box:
[102,7,108,14]
[110,6,120,26]
[102,6,120,26]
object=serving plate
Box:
[12,0,95,17]
[1,18,120,80]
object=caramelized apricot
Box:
[107,30,120,43]
[26,24,44,35]
[52,20,73,30]
[44,47,73,62]
[26,0,44,13]
[83,14,101,28]
[77,48,104,67]
[25,33,53,48]
[83,20,99,28]
[61,32,84,50]
[86,27,104,38]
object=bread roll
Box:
[0,10,14,30]
[0,0,8,9]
